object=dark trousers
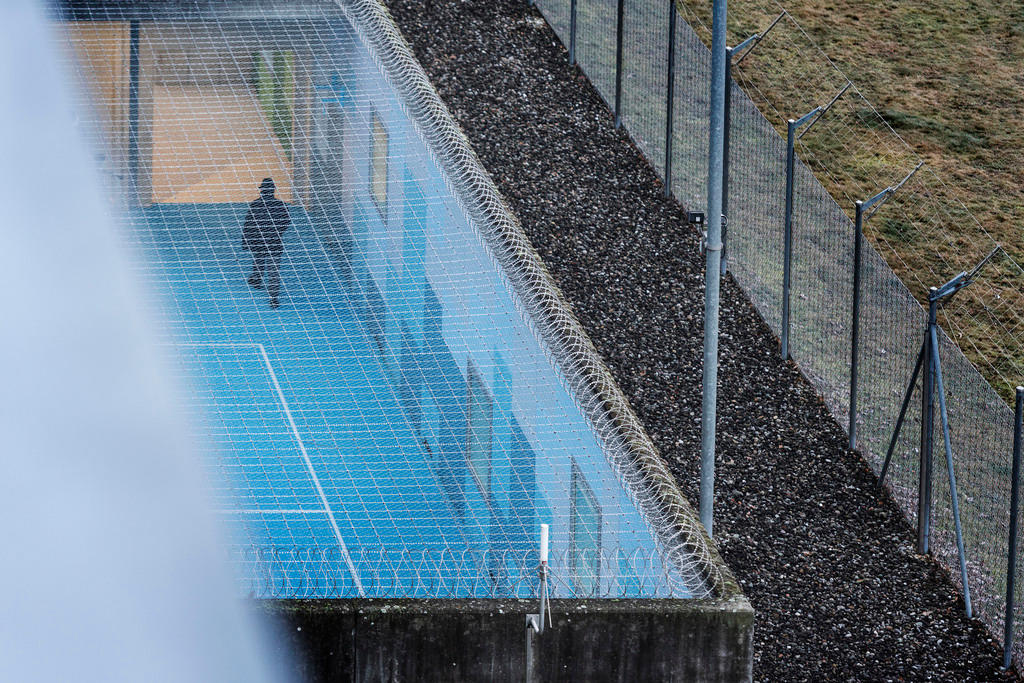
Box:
[249,248,282,301]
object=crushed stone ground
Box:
[384,0,1017,679]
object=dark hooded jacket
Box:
[242,183,290,254]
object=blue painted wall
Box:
[301,18,677,595]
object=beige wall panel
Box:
[65,22,130,186]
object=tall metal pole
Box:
[779,108,820,360]
[700,0,727,537]
[918,291,938,554]
[613,0,625,128]
[721,47,732,276]
[128,20,140,203]
[569,0,578,64]
[849,200,864,450]
[1004,386,1024,670]
[663,0,677,198]
[781,118,796,359]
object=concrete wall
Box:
[262,598,754,682]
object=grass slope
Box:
[678,0,1024,401]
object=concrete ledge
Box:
[262,597,754,682]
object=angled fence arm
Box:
[864,161,924,221]
[798,81,851,140]
[733,11,785,66]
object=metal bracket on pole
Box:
[731,32,760,60]
[781,105,821,360]
[798,82,851,140]
[732,11,785,66]
[862,162,924,221]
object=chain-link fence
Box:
[232,544,692,598]
[534,0,1024,666]
[61,0,735,604]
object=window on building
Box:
[571,463,601,595]
[465,361,493,497]
[369,111,388,217]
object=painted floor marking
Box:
[176,340,365,595]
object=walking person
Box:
[242,177,290,309]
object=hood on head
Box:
[259,177,275,198]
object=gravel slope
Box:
[384,0,1016,679]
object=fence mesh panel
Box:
[60,0,729,601]
[536,0,571,43]
[536,0,1024,664]
[575,0,618,104]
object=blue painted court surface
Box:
[135,198,681,597]
[140,204,507,595]
[108,9,692,598]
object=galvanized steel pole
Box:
[721,47,732,276]
[849,200,864,450]
[663,0,677,197]
[918,291,938,554]
[614,0,625,128]
[569,0,578,64]
[780,108,819,359]
[700,0,727,537]
[1004,386,1024,670]
[781,118,796,359]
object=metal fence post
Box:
[569,0,578,64]
[1004,386,1024,670]
[781,118,796,359]
[849,200,864,450]
[779,107,822,360]
[614,0,624,128]
[663,0,677,197]
[700,0,727,537]
[128,20,140,202]
[918,291,938,554]
[721,47,732,275]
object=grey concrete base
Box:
[262,597,753,682]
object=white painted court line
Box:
[216,508,326,515]
[176,340,365,596]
